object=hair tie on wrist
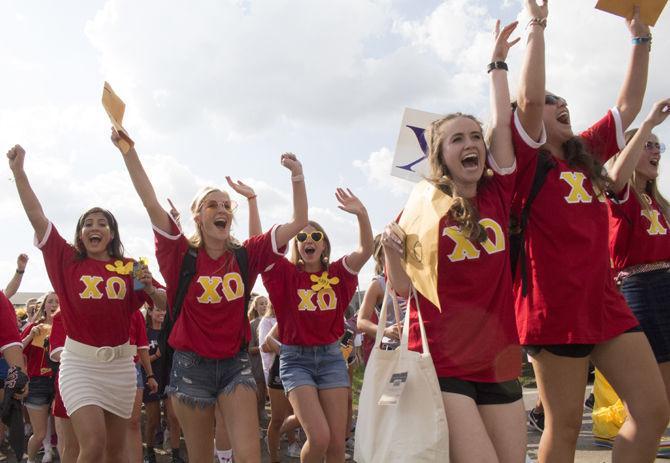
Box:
[487,61,508,73]
[527,17,547,29]
[632,34,652,50]
[15,269,25,274]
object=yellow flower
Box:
[105,260,133,275]
[310,271,340,292]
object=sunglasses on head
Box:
[296,231,324,243]
[645,141,666,154]
[545,94,566,106]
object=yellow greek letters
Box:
[560,172,593,204]
[298,289,317,311]
[443,219,506,262]
[222,273,244,301]
[443,227,480,262]
[641,210,668,236]
[196,277,223,304]
[79,276,104,299]
[479,218,505,255]
[316,288,337,311]
[105,276,127,300]
[79,275,128,300]
[297,288,338,311]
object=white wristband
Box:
[291,174,304,182]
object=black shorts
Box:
[438,377,522,405]
[267,356,283,390]
[524,326,643,359]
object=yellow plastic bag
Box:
[592,369,627,439]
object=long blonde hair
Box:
[34,291,58,324]
[622,129,670,223]
[426,113,488,243]
[188,187,241,249]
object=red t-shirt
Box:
[36,222,151,347]
[262,254,359,346]
[0,291,21,353]
[21,322,53,378]
[406,158,521,382]
[608,186,670,273]
[129,309,149,364]
[511,109,638,344]
[49,312,66,361]
[154,218,279,359]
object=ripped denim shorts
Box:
[165,350,256,407]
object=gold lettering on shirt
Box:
[641,209,668,236]
[79,276,104,299]
[560,172,593,204]
[443,218,506,262]
[105,276,127,300]
[297,288,338,311]
[196,276,223,303]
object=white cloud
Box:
[353,147,413,197]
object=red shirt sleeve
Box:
[579,108,626,163]
[0,291,20,351]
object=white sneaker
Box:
[41,450,53,463]
[286,442,302,458]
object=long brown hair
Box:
[555,137,609,194]
[425,113,488,243]
[372,234,384,276]
[621,129,670,223]
[290,220,331,270]
[34,291,57,325]
[74,207,125,260]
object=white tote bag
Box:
[354,284,449,462]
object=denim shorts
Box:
[279,341,350,393]
[24,375,55,409]
[135,363,144,389]
[165,350,256,407]
[622,269,670,363]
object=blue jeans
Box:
[621,269,670,363]
[279,342,350,393]
[166,350,256,407]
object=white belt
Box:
[64,337,137,363]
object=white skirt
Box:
[59,344,136,419]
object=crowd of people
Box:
[1,0,669,462]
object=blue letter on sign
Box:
[395,125,428,172]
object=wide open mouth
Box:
[461,152,480,170]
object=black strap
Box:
[232,246,251,351]
[511,151,555,296]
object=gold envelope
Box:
[398,180,453,311]
[595,0,667,26]
[31,324,52,348]
[101,81,131,153]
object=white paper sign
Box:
[391,108,445,183]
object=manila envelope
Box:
[596,0,667,26]
[398,180,454,311]
[101,81,132,153]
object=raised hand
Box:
[280,152,303,176]
[492,20,520,62]
[110,127,135,153]
[226,176,257,199]
[6,144,26,172]
[525,0,548,19]
[16,254,29,272]
[644,98,670,127]
[627,5,650,38]
[335,188,366,216]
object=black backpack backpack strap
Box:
[156,247,198,387]
[510,151,555,296]
[232,246,251,352]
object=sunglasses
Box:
[201,199,238,213]
[296,231,324,243]
[545,94,566,106]
[645,141,666,154]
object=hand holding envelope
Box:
[595,0,666,27]
[102,82,134,154]
[397,180,454,312]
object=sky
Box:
[1,0,669,296]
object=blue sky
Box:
[1,0,669,294]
